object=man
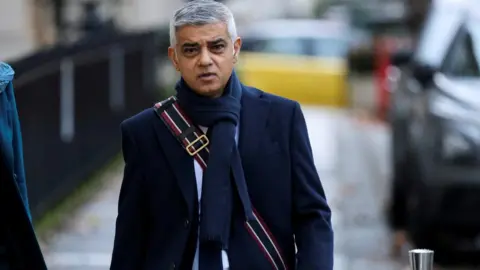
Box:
[110,1,333,269]
[0,62,47,269]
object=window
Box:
[260,38,306,56]
[311,38,348,58]
[241,37,347,58]
[414,6,463,67]
[241,38,258,52]
[442,19,480,77]
[240,37,306,55]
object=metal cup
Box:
[409,249,434,270]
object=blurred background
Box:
[1,0,479,269]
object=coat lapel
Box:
[239,87,270,159]
[149,87,269,216]
[151,110,197,217]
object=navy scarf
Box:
[176,71,254,249]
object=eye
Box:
[183,47,198,55]
[211,44,225,52]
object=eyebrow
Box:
[181,38,227,48]
[208,38,227,45]
[182,42,199,48]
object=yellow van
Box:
[237,19,350,107]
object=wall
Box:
[0,0,35,60]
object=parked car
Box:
[237,19,350,107]
[387,0,480,265]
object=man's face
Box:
[168,23,241,98]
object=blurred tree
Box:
[80,1,104,34]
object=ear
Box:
[233,37,242,64]
[168,46,180,71]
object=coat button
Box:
[184,219,190,228]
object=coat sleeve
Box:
[110,121,148,269]
[290,102,334,270]
[9,80,31,219]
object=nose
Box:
[198,48,213,67]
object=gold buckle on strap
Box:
[186,134,209,156]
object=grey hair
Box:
[169,0,237,46]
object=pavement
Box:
[302,107,406,270]
[41,167,121,270]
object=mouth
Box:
[198,72,217,80]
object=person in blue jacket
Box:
[0,62,46,269]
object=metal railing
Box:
[8,28,170,220]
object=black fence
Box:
[8,29,171,220]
